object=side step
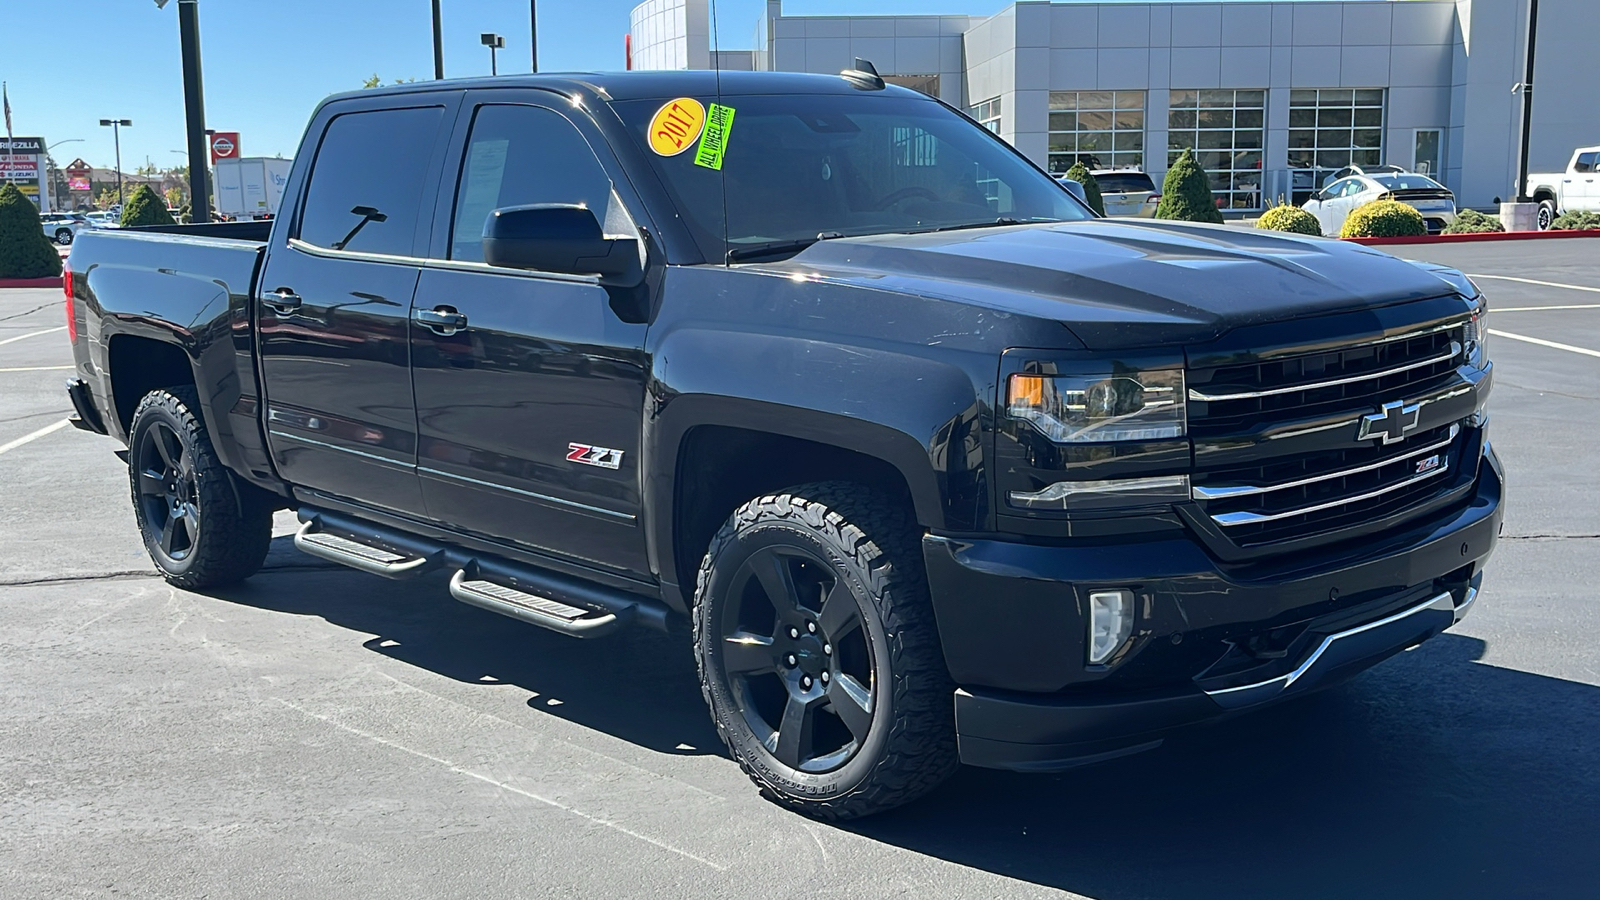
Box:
[294,516,443,579]
[450,567,632,638]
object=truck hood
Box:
[769,219,1460,350]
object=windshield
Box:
[1371,174,1446,192]
[614,91,1091,261]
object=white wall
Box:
[630,0,710,70]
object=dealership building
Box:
[628,0,1597,210]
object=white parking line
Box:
[1489,329,1600,359]
[1469,274,1600,294]
[1494,304,1600,312]
[0,326,66,347]
[0,419,71,456]
[0,365,73,373]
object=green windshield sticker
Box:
[693,103,735,170]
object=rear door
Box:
[408,90,653,576]
[257,97,457,515]
[1574,152,1599,211]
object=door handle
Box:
[414,306,468,335]
[263,288,302,314]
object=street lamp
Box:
[481,32,505,76]
[98,119,132,208]
[154,0,212,223]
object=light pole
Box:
[530,2,538,72]
[98,119,131,208]
[481,32,504,76]
[154,0,212,223]
[47,140,84,211]
[432,0,444,79]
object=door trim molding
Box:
[418,465,636,521]
[287,237,601,285]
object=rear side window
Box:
[449,105,616,262]
[298,106,444,256]
[1577,153,1597,174]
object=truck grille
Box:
[1187,324,1470,550]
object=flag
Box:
[3,82,11,142]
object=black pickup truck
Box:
[63,70,1501,820]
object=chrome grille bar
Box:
[1188,342,1461,403]
[1209,457,1452,527]
[1192,425,1459,501]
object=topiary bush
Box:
[1256,204,1321,236]
[1063,162,1106,217]
[1441,209,1503,235]
[1155,148,1223,224]
[1340,199,1427,238]
[0,183,63,279]
[1551,210,1600,231]
[120,184,177,228]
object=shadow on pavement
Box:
[847,633,1600,900]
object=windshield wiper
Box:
[930,217,1022,232]
[726,232,844,263]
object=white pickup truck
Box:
[1527,146,1600,230]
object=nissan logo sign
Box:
[211,136,234,157]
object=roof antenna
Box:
[841,57,885,91]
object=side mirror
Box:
[482,204,641,285]
[1060,178,1089,206]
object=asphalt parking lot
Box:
[2,239,1597,900]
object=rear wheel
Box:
[55,229,73,245]
[693,482,958,820]
[129,387,271,589]
[1538,200,1558,231]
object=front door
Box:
[258,102,453,515]
[409,95,652,576]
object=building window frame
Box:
[1048,90,1146,174]
[969,97,1002,135]
[1288,88,1387,203]
[1167,88,1266,211]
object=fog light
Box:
[1088,589,1134,665]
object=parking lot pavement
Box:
[3,241,1599,899]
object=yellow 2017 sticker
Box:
[648,98,705,156]
[694,103,735,171]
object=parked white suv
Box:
[1527,146,1600,230]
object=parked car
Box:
[65,71,1499,821]
[40,213,89,245]
[1526,146,1600,230]
[1304,173,1458,236]
[84,211,120,229]
[1321,164,1407,190]
[1090,169,1160,218]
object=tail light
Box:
[1146,193,1161,204]
[63,262,76,344]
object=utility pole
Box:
[98,118,131,207]
[530,1,538,72]
[1514,0,1539,204]
[153,1,212,223]
[432,0,445,79]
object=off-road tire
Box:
[128,386,272,589]
[692,482,959,820]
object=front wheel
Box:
[693,483,958,820]
[55,229,73,245]
[128,386,272,589]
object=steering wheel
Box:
[871,185,941,211]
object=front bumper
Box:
[927,444,1503,772]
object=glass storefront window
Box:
[1167,89,1266,211]
[1288,88,1387,202]
[1048,90,1146,173]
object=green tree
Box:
[0,183,64,279]
[362,74,416,88]
[95,187,123,210]
[1441,209,1503,235]
[164,186,186,208]
[120,184,177,228]
[1062,162,1106,216]
[1154,149,1224,224]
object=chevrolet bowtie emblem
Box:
[1358,401,1422,444]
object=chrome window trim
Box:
[1208,455,1452,527]
[1193,424,1459,500]
[1189,341,1461,403]
[286,237,602,285]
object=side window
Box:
[298,106,444,256]
[449,105,617,263]
[1340,179,1365,198]
[1576,153,1597,174]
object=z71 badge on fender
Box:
[566,443,624,470]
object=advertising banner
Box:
[0,136,47,210]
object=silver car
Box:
[1303,173,1458,236]
[41,213,90,246]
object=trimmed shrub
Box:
[1155,149,1223,224]
[1551,210,1600,231]
[1256,204,1321,236]
[1441,209,1504,235]
[1062,162,1106,217]
[120,184,177,228]
[0,183,63,279]
[1340,199,1427,238]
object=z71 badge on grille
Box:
[566,443,624,470]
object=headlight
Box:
[1007,369,1185,442]
[1465,301,1489,369]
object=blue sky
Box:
[2,0,1318,168]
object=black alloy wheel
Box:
[127,387,272,589]
[694,483,958,820]
[135,418,201,562]
[718,543,876,773]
